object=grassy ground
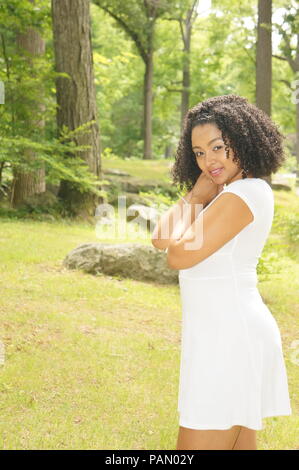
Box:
[102,153,174,183]
[0,165,298,449]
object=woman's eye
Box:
[195,146,222,157]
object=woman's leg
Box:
[231,426,257,450]
[176,424,242,450]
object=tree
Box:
[10,0,46,207]
[178,0,200,133]
[256,0,272,185]
[272,1,299,190]
[256,0,272,117]
[165,0,200,133]
[93,0,174,159]
[51,0,102,218]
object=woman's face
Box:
[191,122,253,184]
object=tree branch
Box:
[179,18,187,49]
[273,21,297,72]
[272,54,288,61]
[190,0,200,25]
[93,2,147,62]
[277,79,292,89]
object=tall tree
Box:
[93,0,173,159]
[180,1,199,132]
[256,0,272,116]
[51,0,102,218]
[165,0,199,133]
[273,2,299,190]
[11,0,46,207]
[256,0,272,185]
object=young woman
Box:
[151,94,292,450]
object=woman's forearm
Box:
[151,190,206,250]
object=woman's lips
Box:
[210,167,224,176]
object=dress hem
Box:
[178,410,292,431]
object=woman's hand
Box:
[190,171,224,206]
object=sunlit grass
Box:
[102,154,173,183]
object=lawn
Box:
[0,172,298,450]
[102,153,174,183]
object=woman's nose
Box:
[205,152,217,165]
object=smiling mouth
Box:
[209,168,224,176]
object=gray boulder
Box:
[271,183,292,191]
[103,168,131,177]
[63,242,178,284]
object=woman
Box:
[151,94,292,450]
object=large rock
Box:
[63,242,178,284]
[102,176,178,197]
[103,168,131,177]
[271,182,292,191]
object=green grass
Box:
[102,153,174,183]
[0,186,298,449]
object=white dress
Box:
[176,178,292,430]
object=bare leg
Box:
[176,425,242,450]
[231,426,257,450]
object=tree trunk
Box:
[143,49,153,159]
[181,18,191,134]
[11,1,46,208]
[164,143,174,158]
[51,0,102,219]
[296,99,299,192]
[256,0,272,186]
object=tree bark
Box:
[180,16,191,134]
[175,0,198,134]
[291,34,299,191]
[11,1,46,208]
[93,0,159,160]
[143,48,153,159]
[51,0,102,219]
[296,98,299,190]
[256,0,272,185]
[272,22,299,190]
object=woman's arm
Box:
[151,189,207,251]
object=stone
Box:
[62,242,178,284]
[103,168,131,177]
[271,183,292,191]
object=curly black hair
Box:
[171,94,286,192]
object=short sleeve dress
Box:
[176,177,292,430]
